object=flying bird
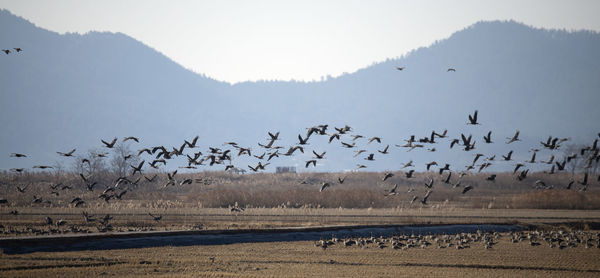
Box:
[426,161,438,171]
[438,164,450,175]
[320,182,331,192]
[368,137,382,144]
[57,149,76,157]
[443,172,452,184]
[401,160,414,168]
[130,161,145,175]
[421,190,432,204]
[513,163,524,174]
[305,160,317,168]
[467,110,479,125]
[101,137,118,148]
[123,136,140,143]
[506,131,521,144]
[148,213,162,221]
[384,184,398,196]
[502,150,513,161]
[424,178,434,188]
[378,145,390,154]
[312,150,326,159]
[483,131,493,143]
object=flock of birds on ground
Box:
[314,229,600,251]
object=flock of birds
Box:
[314,229,600,251]
[1,108,599,233]
[1,56,599,233]
[1,47,22,55]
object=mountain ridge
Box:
[1,9,599,172]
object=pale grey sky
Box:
[1,0,599,83]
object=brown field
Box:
[2,170,600,237]
[1,229,600,277]
[2,171,600,276]
[2,207,600,238]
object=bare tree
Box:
[110,142,139,177]
[562,144,584,174]
[72,148,108,176]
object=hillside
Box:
[1,9,599,172]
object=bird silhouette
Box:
[382,172,394,181]
[130,161,145,175]
[439,164,450,175]
[426,161,438,171]
[101,137,118,148]
[506,131,521,144]
[378,145,390,154]
[483,131,493,143]
[148,213,162,221]
[443,172,452,184]
[578,173,588,186]
[57,149,76,157]
[502,151,513,161]
[368,137,382,144]
[421,190,432,204]
[424,178,434,188]
[401,160,414,169]
[312,150,326,159]
[298,134,310,145]
[320,182,331,192]
[513,164,525,174]
[123,136,140,143]
[384,184,398,196]
[467,110,479,125]
[16,184,28,193]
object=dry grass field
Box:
[2,171,600,277]
[1,229,600,277]
[2,207,600,238]
[2,170,600,237]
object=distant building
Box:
[276,166,296,173]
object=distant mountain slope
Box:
[1,9,599,172]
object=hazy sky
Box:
[1,0,599,83]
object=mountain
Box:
[1,9,599,173]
